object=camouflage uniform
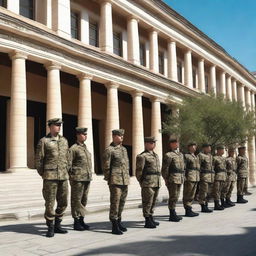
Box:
[69,142,92,219]
[162,150,184,210]
[35,133,69,221]
[198,152,215,205]
[183,152,200,208]
[103,142,130,221]
[236,154,248,196]
[136,150,161,217]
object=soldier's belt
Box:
[170,169,184,174]
[145,172,161,176]
[200,169,214,174]
[186,168,200,172]
[215,169,227,173]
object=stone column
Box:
[184,49,193,88]
[245,88,251,110]
[237,84,245,108]
[209,65,217,95]
[151,97,162,165]
[226,75,232,101]
[7,0,19,14]
[52,0,71,38]
[105,82,119,148]
[149,30,159,73]
[45,62,63,134]
[132,91,144,175]
[99,0,113,53]
[167,40,178,82]
[219,71,226,97]
[127,17,140,65]
[80,9,90,44]
[198,58,205,93]
[9,51,28,170]
[232,79,238,101]
[77,73,94,172]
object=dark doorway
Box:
[93,119,101,174]
[124,144,133,176]
[0,96,7,171]
[62,113,78,147]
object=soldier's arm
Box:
[161,153,171,181]
[35,139,44,177]
[135,154,145,184]
[102,148,112,181]
[124,148,130,172]
[68,147,75,174]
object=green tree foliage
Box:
[162,94,256,150]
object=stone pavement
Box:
[0,188,256,256]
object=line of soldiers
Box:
[35,118,250,237]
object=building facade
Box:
[0,0,255,184]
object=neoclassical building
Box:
[0,0,255,184]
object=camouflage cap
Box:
[216,144,225,150]
[202,143,211,148]
[228,146,236,151]
[238,143,246,149]
[112,129,125,136]
[144,136,157,143]
[169,136,178,143]
[187,141,197,147]
[75,127,88,135]
[47,118,63,126]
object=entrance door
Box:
[0,97,7,171]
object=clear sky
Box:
[163,0,256,72]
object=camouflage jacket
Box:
[35,134,69,180]
[136,150,161,188]
[198,152,215,183]
[226,156,237,182]
[69,142,92,181]
[184,153,200,182]
[162,150,184,185]
[102,143,130,185]
[213,155,227,181]
[236,155,248,178]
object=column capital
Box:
[127,15,140,23]
[105,81,119,89]
[149,28,158,35]
[77,73,93,81]
[44,61,61,71]
[211,64,216,68]
[199,58,204,62]
[240,84,245,88]
[131,90,143,97]
[150,96,161,103]
[168,38,176,44]
[185,48,192,54]
[9,51,28,60]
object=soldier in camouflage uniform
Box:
[103,129,130,235]
[69,127,92,231]
[35,118,69,238]
[212,145,227,210]
[222,147,237,207]
[136,136,161,229]
[183,142,200,217]
[198,143,214,213]
[162,138,184,222]
[236,144,249,203]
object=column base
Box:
[6,167,30,173]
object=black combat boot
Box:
[226,198,235,207]
[245,191,252,196]
[214,200,224,210]
[220,198,229,208]
[79,216,90,230]
[73,218,85,231]
[237,195,248,204]
[169,209,182,222]
[149,215,159,226]
[111,220,123,235]
[144,217,156,228]
[117,218,127,232]
[200,204,213,213]
[185,206,199,217]
[46,220,54,238]
[54,218,68,234]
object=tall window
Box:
[159,51,164,75]
[20,0,34,20]
[0,0,7,8]
[192,68,197,88]
[177,61,182,83]
[89,20,98,47]
[113,32,122,57]
[71,11,79,40]
[139,42,146,66]
[205,75,209,93]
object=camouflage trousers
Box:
[167,183,182,210]
[183,181,198,208]
[109,185,128,221]
[244,177,249,192]
[70,180,90,219]
[42,179,68,221]
[237,178,247,196]
[141,187,159,217]
[198,181,213,205]
[222,180,236,199]
[212,180,226,200]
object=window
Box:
[205,75,209,93]
[0,0,7,8]
[192,68,197,88]
[71,11,80,40]
[159,51,164,75]
[89,20,98,47]
[139,43,146,66]
[177,61,182,83]
[20,0,34,20]
[113,31,122,57]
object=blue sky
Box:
[163,0,256,72]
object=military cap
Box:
[169,137,178,143]
[216,144,225,150]
[144,136,157,143]
[202,143,211,148]
[47,118,63,126]
[187,141,197,147]
[75,127,88,135]
[238,143,246,149]
[228,146,236,151]
[112,129,125,136]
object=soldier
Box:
[222,146,237,207]
[136,136,161,229]
[69,127,92,231]
[162,138,184,222]
[212,145,227,210]
[102,129,130,235]
[236,144,249,203]
[183,142,200,217]
[198,143,214,213]
[35,118,69,238]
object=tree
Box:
[162,93,256,151]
